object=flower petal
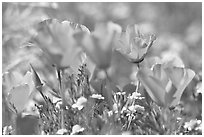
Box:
[108,50,135,88]
[152,64,169,88]
[9,84,30,112]
[165,67,195,106]
[126,24,140,44]
[33,19,87,69]
[164,67,195,89]
[137,68,166,106]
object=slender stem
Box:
[150,111,160,132]
[104,69,115,109]
[56,68,65,129]
[127,63,141,130]
[104,69,111,83]
[127,113,133,130]
[61,109,65,129]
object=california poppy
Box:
[32,19,89,71]
[75,22,122,70]
[116,24,156,63]
[8,84,30,113]
[137,64,195,107]
[2,70,33,113]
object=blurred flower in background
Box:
[32,19,89,71]
[75,22,121,69]
[3,2,201,73]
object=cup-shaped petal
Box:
[116,24,155,63]
[77,22,122,69]
[164,67,195,106]
[108,50,136,88]
[8,84,30,113]
[137,67,166,106]
[137,64,195,107]
[32,19,89,70]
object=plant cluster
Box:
[2,19,202,135]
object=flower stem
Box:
[127,63,141,130]
[56,68,66,129]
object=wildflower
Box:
[3,70,34,113]
[129,92,144,100]
[3,126,13,135]
[90,94,105,100]
[115,91,126,95]
[116,24,156,63]
[128,105,136,112]
[8,84,30,113]
[32,19,89,71]
[55,100,62,109]
[184,119,202,131]
[71,125,85,135]
[107,111,113,117]
[75,22,122,69]
[137,64,195,107]
[56,128,68,135]
[128,105,145,112]
[72,96,87,110]
[3,71,33,93]
[113,103,119,113]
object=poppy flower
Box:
[3,70,33,93]
[137,64,195,107]
[75,22,122,69]
[8,84,30,113]
[107,50,136,88]
[116,24,156,63]
[32,19,90,71]
[2,70,34,113]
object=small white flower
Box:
[90,94,104,99]
[72,104,83,110]
[56,128,68,135]
[72,96,87,110]
[56,100,62,109]
[107,111,113,116]
[121,106,128,113]
[184,119,201,131]
[195,120,202,131]
[65,106,69,110]
[177,117,182,121]
[128,105,145,112]
[196,82,202,94]
[115,92,126,95]
[128,105,136,112]
[71,125,85,135]
[132,92,142,98]
[52,96,61,104]
[113,103,118,112]
[135,105,145,111]
[128,92,144,100]
[3,126,12,135]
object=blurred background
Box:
[2,2,202,73]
